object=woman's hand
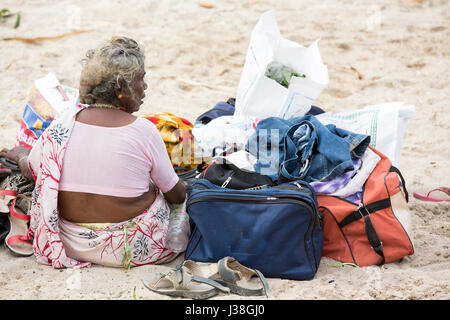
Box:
[0,146,30,163]
[0,146,33,181]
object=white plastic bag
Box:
[316,102,415,167]
[192,115,261,157]
[213,150,258,172]
[235,10,329,119]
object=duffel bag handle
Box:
[389,166,409,202]
[338,203,388,266]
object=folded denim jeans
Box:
[247,115,371,183]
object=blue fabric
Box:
[195,101,235,126]
[307,105,326,116]
[195,102,323,127]
[246,117,292,178]
[185,179,323,280]
[247,114,370,183]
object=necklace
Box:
[89,103,120,109]
[89,103,126,111]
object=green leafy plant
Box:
[0,8,21,28]
[265,61,306,88]
[14,12,20,28]
[0,8,10,19]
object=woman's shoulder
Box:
[134,116,159,134]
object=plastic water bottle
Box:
[166,202,191,253]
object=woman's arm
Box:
[0,146,33,181]
[163,179,186,204]
[141,120,188,204]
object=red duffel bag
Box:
[317,146,414,266]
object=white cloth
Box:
[193,116,261,157]
[213,150,258,172]
[332,148,381,198]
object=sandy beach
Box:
[0,0,449,300]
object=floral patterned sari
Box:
[27,105,176,269]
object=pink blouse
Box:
[59,117,179,197]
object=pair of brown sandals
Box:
[142,256,271,300]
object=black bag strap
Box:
[335,199,388,265]
[338,198,391,228]
[336,201,387,265]
[389,166,409,202]
[364,215,385,265]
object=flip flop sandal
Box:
[142,264,230,300]
[413,187,450,202]
[0,190,17,213]
[4,198,33,257]
[208,256,271,297]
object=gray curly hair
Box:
[79,36,145,104]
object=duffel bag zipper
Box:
[187,193,314,208]
[192,180,313,196]
[221,172,235,188]
[186,194,318,274]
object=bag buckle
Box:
[293,182,304,191]
[356,203,371,218]
[298,158,309,176]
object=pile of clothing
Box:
[180,94,414,277]
[189,98,375,206]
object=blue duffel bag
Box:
[184,179,323,280]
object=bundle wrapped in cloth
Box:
[141,112,203,171]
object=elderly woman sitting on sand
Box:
[0,36,186,269]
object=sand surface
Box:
[0,0,449,300]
